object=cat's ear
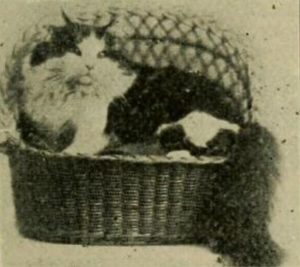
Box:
[95,16,116,37]
[61,9,73,25]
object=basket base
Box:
[10,147,215,247]
[18,227,203,246]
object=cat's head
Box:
[21,11,137,120]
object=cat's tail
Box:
[199,122,284,267]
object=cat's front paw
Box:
[64,135,110,155]
[64,144,106,155]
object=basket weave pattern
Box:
[106,11,252,124]
[10,148,221,244]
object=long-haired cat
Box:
[18,12,137,154]
[17,11,240,156]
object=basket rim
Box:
[7,139,227,165]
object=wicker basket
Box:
[0,8,251,245]
[8,144,225,245]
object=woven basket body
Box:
[9,147,222,245]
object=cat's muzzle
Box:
[66,75,93,90]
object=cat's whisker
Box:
[52,77,64,83]
[47,84,61,102]
[63,93,69,103]
[43,73,61,82]
[46,67,63,73]
[32,92,45,102]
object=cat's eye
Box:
[30,42,53,66]
[71,46,82,56]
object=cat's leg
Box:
[64,130,110,155]
[63,101,111,155]
[63,112,110,155]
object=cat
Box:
[103,65,243,157]
[17,12,242,156]
[106,110,240,158]
[18,13,137,155]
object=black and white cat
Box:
[19,14,137,154]
[17,12,240,156]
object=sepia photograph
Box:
[0,0,299,266]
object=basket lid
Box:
[65,7,252,125]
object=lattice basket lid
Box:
[0,7,252,150]
[66,7,253,125]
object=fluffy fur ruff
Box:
[196,122,283,267]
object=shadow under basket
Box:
[8,146,225,246]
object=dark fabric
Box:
[197,123,282,267]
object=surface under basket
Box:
[9,147,224,245]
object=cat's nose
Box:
[85,64,94,71]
